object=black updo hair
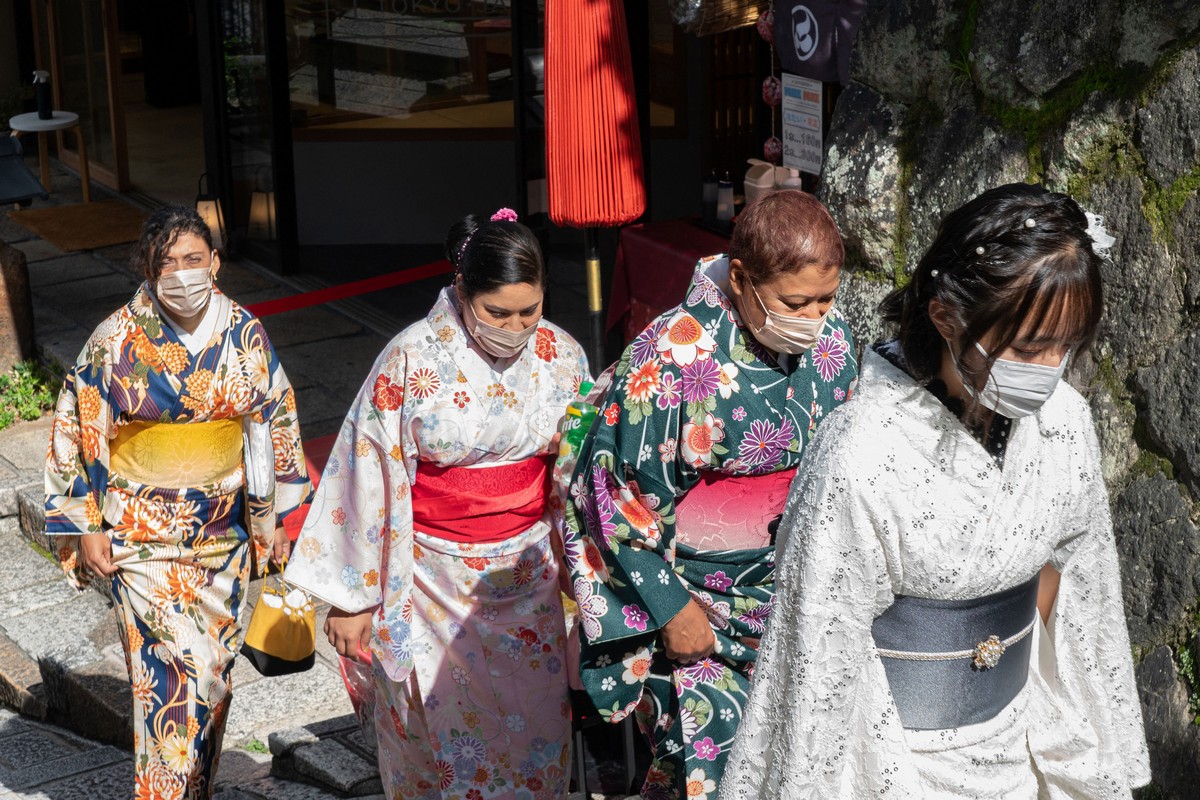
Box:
[880,183,1103,400]
[133,205,216,283]
[445,214,546,300]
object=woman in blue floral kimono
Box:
[564,191,858,800]
[44,206,312,800]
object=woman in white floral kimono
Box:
[44,206,312,800]
[286,209,589,800]
[720,184,1150,799]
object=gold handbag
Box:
[240,558,316,676]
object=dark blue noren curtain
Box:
[774,0,868,84]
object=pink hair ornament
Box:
[490,207,519,222]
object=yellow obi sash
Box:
[110,419,243,489]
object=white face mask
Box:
[958,342,1068,419]
[463,301,538,359]
[746,283,829,354]
[157,264,214,317]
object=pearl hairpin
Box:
[975,246,985,255]
[1024,218,1036,228]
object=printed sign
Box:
[782,72,823,175]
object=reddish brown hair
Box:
[729,190,845,282]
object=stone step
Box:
[0,630,45,720]
[0,418,51,522]
[269,716,382,798]
[1,497,359,763]
[0,707,131,798]
[17,486,48,553]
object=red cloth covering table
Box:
[608,218,731,344]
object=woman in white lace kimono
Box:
[720,184,1150,799]
[285,209,589,800]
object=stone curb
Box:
[269,717,383,798]
[16,487,49,554]
[0,480,39,521]
[0,631,46,720]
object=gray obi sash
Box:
[871,574,1040,730]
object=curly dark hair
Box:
[133,205,215,283]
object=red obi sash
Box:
[410,455,552,543]
[674,467,798,551]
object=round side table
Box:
[7,111,92,203]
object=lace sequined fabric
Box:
[718,346,1150,800]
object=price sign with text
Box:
[782,73,823,175]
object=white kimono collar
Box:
[145,282,230,356]
[861,345,1063,442]
[428,285,543,372]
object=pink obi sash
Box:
[411,456,552,543]
[674,467,798,551]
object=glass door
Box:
[203,0,298,272]
[34,0,129,190]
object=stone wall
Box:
[816,1,1200,795]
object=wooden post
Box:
[0,242,36,373]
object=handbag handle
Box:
[262,553,298,593]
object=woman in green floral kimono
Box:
[563,191,858,800]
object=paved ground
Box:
[0,164,639,798]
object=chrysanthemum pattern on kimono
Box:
[45,285,311,800]
[564,256,857,799]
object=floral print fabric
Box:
[563,256,857,799]
[372,529,571,800]
[719,347,1150,799]
[44,285,312,799]
[114,491,250,800]
[286,287,588,797]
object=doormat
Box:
[11,201,146,252]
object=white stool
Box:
[8,110,92,203]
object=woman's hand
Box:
[324,606,374,662]
[662,599,716,663]
[78,532,118,577]
[270,526,291,567]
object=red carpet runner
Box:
[259,259,455,538]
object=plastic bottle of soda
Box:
[560,381,597,459]
[554,381,597,489]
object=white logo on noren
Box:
[791,5,819,62]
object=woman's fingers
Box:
[81,542,119,576]
[324,611,372,659]
[270,527,290,566]
[358,624,373,654]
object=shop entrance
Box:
[117,0,205,206]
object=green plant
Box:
[243,738,269,754]
[0,360,56,431]
[1176,605,1200,725]
[947,0,979,90]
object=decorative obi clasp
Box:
[871,574,1041,730]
